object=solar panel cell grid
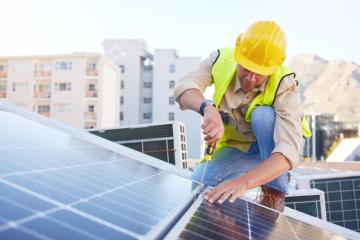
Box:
[0,111,196,239]
[311,177,360,232]
[177,199,349,240]
[285,195,322,218]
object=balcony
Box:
[84,112,97,120]
[35,71,52,78]
[39,112,50,117]
[86,69,98,77]
[0,72,7,78]
[85,90,98,98]
[34,91,51,98]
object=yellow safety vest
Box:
[211,48,311,152]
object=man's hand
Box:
[204,177,249,204]
[202,105,224,144]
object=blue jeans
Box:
[192,106,288,194]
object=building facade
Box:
[103,40,203,159]
[103,39,153,125]
[152,49,203,159]
[0,53,120,129]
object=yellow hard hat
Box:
[234,20,286,76]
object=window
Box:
[0,65,7,72]
[120,96,124,105]
[143,97,152,104]
[120,112,124,121]
[84,124,96,129]
[169,80,175,89]
[38,105,50,113]
[55,82,71,91]
[88,84,96,91]
[143,82,152,88]
[169,64,176,73]
[119,65,125,73]
[120,80,124,89]
[87,62,97,70]
[143,113,152,119]
[169,112,174,121]
[56,61,72,70]
[169,96,175,105]
[88,105,95,112]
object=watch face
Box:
[204,99,214,106]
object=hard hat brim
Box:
[234,39,279,76]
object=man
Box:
[174,20,311,212]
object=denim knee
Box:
[266,172,289,194]
[251,106,275,131]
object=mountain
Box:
[288,54,360,123]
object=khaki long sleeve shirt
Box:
[174,50,303,168]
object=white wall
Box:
[98,58,120,128]
[103,39,146,125]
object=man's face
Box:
[236,64,268,93]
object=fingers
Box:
[229,191,242,203]
[218,190,235,204]
[202,121,224,143]
[205,187,226,203]
[204,180,246,204]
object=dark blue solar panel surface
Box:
[0,111,196,239]
[311,176,360,232]
[178,199,349,240]
[285,195,322,219]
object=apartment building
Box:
[103,39,153,125]
[152,49,203,159]
[103,40,203,159]
[0,53,120,129]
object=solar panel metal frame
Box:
[285,189,326,220]
[0,100,198,239]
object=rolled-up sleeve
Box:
[174,51,218,110]
[272,76,303,169]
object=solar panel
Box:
[89,122,188,169]
[1,100,359,240]
[285,189,325,219]
[310,175,360,232]
[0,106,198,240]
[165,196,355,240]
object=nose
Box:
[250,72,257,83]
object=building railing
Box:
[86,69,98,76]
[34,91,51,98]
[85,91,98,97]
[35,71,52,77]
[0,72,7,78]
[84,112,97,120]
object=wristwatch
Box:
[199,99,215,116]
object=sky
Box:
[1,0,360,64]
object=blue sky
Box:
[1,0,359,63]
